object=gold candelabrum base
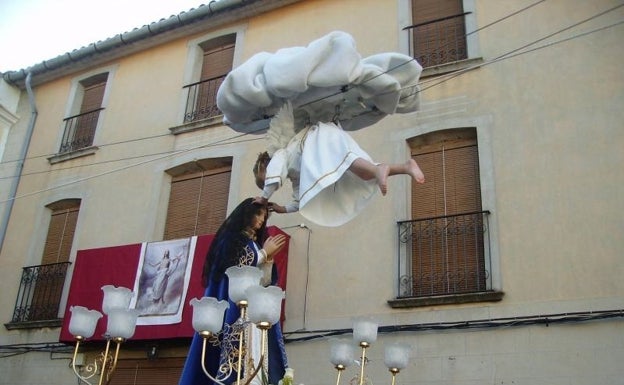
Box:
[71,336,125,385]
[199,301,271,385]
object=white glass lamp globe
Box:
[190,297,229,334]
[245,285,284,325]
[352,317,378,344]
[329,338,355,367]
[101,285,133,315]
[69,306,103,339]
[384,342,411,369]
[225,265,263,304]
[106,308,140,339]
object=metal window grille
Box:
[183,75,226,123]
[404,12,470,68]
[59,108,103,153]
[397,211,491,298]
[10,262,71,323]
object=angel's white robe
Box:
[261,121,377,227]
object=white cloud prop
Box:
[216,31,423,133]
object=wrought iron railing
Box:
[397,211,491,298]
[403,12,470,68]
[10,262,71,323]
[183,75,227,123]
[60,108,103,153]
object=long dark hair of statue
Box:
[202,198,269,287]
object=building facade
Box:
[1,0,623,384]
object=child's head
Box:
[253,151,271,190]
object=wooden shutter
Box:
[193,43,235,120]
[412,143,481,218]
[80,81,106,113]
[201,44,234,80]
[412,0,461,24]
[163,166,231,240]
[411,0,467,67]
[109,358,185,385]
[74,75,107,149]
[410,130,485,296]
[30,200,80,320]
[42,201,81,264]
[195,169,231,235]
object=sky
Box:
[0,0,206,73]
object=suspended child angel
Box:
[251,101,424,227]
[217,31,425,227]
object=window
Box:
[183,34,235,123]
[408,0,468,68]
[402,128,491,298]
[60,73,108,153]
[8,199,78,326]
[163,158,232,239]
[41,199,80,265]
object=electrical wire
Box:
[0,0,621,363]
[2,2,622,202]
[0,342,72,359]
[0,135,264,181]
[0,132,173,166]
[302,226,311,330]
[298,0,549,109]
[0,0,549,170]
[275,223,312,332]
[0,127,265,204]
[299,2,624,121]
[348,16,624,122]
[414,2,624,94]
[4,7,619,184]
[283,309,624,344]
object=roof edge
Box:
[2,0,302,89]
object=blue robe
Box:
[178,231,288,385]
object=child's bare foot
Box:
[376,164,390,195]
[407,159,425,184]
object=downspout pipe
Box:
[0,72,37,253]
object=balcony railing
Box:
[183,75,226,123]
[9,262,71,325]
[60,108,103,153]
[397,211,491,298]
[404,12,470,68]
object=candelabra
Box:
[330,317,411,385]
[190,265,285,385]
[68,285,139,385]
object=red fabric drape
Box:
[59,227,289,343]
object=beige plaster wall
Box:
[0,1,622,384]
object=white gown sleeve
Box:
[262,148,289,200]
[261,183,278,200]
[255,247,274,287]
